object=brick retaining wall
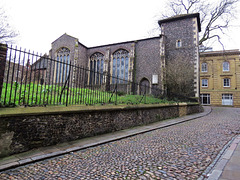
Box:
[0,103,202,158]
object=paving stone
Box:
[15,150,44,160]
[215,159,228,171]
[0,156,19,166]
[228,143,237,150]
[235,144,240,151]
[222,150,234,159]
[227,154,240,164]
[224,162,240,171]
[207,170,222,180]
[40,147,62,154]
[220,170,240,180]
[231,150,240,157]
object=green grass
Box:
[0,82,175,107]
[117,94,175,105]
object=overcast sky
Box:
[2,0,240,54]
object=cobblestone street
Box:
[1,107,240,180]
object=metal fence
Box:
[0,45,197,107]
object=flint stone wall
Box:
[0,103,202,158]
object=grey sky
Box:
[2,0,240,54]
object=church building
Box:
[48,13,201,98]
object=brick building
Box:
[48,13,201,97]
[200,50,240,107]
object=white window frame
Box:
[201,63,207,72]
[223,61,229,72]
[200,94,210,105]
[222,94,233,106]
[223,78,230,87]
[202,79,208,87]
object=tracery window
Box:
[89,52,104,85]
[112,49,129,84]
[56,47,70,83]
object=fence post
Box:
[144,84,147,104]
[0,44,8,101]
[115,75,118,105]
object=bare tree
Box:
[158,0,239,49]
[0,7,18,44]
[164,55,195,97]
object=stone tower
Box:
[158,13,201,98]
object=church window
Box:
[56,47,70,83]
[112,58,116,84]
[112,49,129,84]
[89,52,104,85]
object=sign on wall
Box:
[152,75,158,84]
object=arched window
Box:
[201,62,207,72]
[89,52,104,85]
[112,49,129,84]
[223,61,229,72]
[56,47,70,83]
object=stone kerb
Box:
[0,44,8,100]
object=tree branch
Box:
[159,0,240,47]
[0,7,18,44]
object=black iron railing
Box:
[0,45,197,107]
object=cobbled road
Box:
[1,107,240,180]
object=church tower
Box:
[158,13,201,98]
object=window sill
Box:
[200,74,211,77]
[220,74,233,76]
